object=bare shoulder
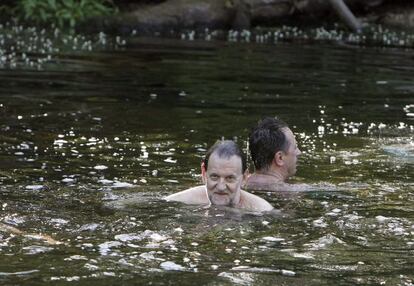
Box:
[164,185,209,205]
[240,190,274,212]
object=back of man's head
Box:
[249,117,289,171]
[203,140,246,173]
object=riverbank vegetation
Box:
[0,0,116,29]
[0,0,413,50]
[1,0,413,32]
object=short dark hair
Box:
[249,117,289,171]
[203,140,247,173]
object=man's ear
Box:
[201,161,207,184]
[274,151,285,166]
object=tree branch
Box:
[328,0,362,32]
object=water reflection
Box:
[0,35,413,285]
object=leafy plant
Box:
[13,0,116,29]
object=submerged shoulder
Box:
[164,185,208,205]
[240,190,274,212]
[245,179,296,192]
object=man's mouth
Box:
[214,192,228,196]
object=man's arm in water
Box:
[164,185,209,205]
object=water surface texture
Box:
[0,36,413,285]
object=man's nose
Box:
[297,148,302,155]
[217,179,227,191]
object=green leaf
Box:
[47,0,57,10]
[39,9,47,22]
[63,0,75,9]
[57,17,63,28]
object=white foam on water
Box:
[149,232,169,242]
[218,272,254,285]
[53,139,68,145]
[50,218,69,225]
[160,261,185,271]
[231,266,280,273]
[22,245,54,255]
[114,233,143,242]
[98,179,113,184]
[305,234,346,250]
[64,255,88,261]
[164,157,177,164]
[98,241,122,255]
[281,269,296,276]
[62,178,75,183]
[376,215,391,223]
[94,165,108,170]
[78,223,100,232]
[25,185,44,191]
[84,263,99,271]
[291,252,315,260]
[261,236,285,242]
[111,181,134,188]
[139,251,165,262]
[312,218,328,228]
[0,269,39,276]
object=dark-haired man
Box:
[165,140,273,212]
[245,117,302,191]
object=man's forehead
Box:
[207,153,242,172]
[282,127,295,140]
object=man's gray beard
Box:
[208,193,234,207]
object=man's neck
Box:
[244,170,289,192]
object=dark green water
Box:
[0,35,413,285]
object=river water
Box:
[0,32,413,285]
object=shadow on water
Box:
[0,35,413,285]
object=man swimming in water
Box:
[164,140,273,212]
[245,117,303,192]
